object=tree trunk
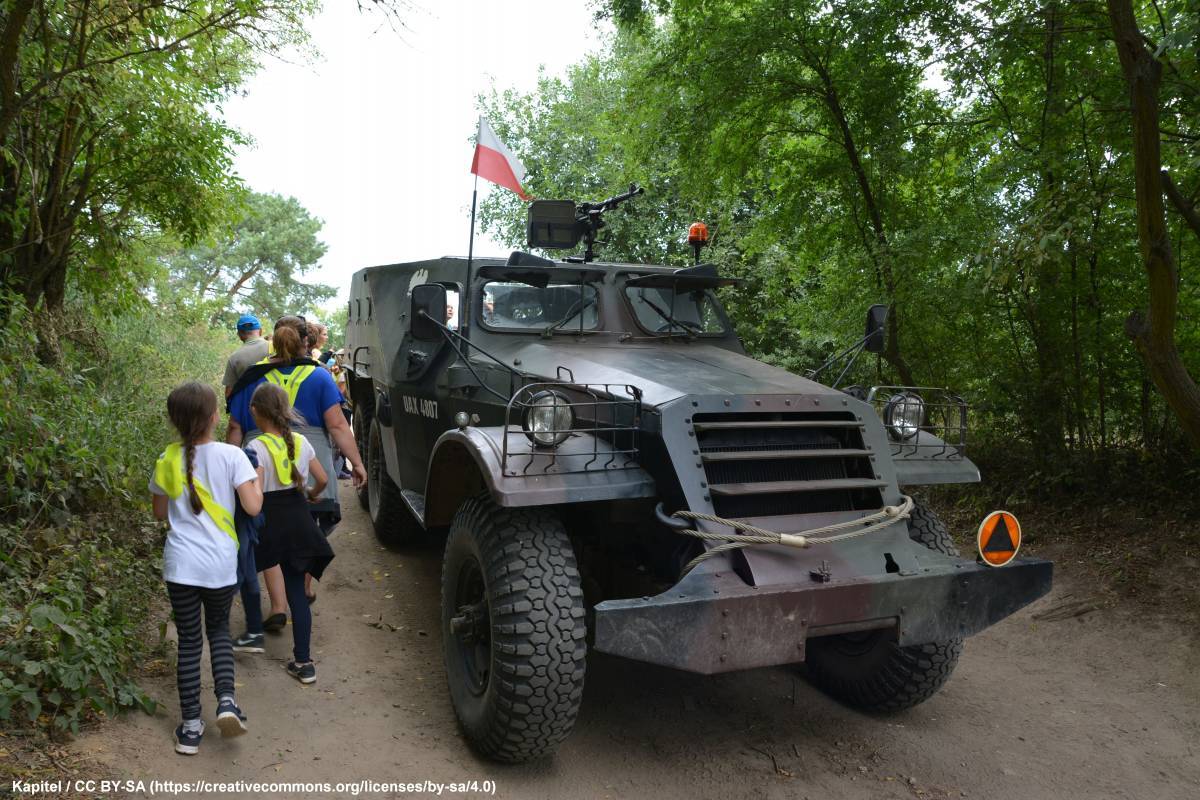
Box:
[815,64,915,385]
[0,0,35,143]
[1107,0,1200,448]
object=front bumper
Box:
[592,558,1053,674]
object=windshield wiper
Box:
[541,296,597,336]
[639,294,702,337]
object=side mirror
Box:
[527,200,582,250]
[411,283,447,341]
[864,304,888,354]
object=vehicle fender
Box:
[423,426,657,527]
[893,453,981,486]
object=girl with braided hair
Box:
[246,382,335,684]
[226,319,365,613]
[151,382,261,755]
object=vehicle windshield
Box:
[623,284,729,335]
[481,280,600,332]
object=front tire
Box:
[353,410,368,510]
[366,417,421,545]
[804,498,963,712]
[440,496,587,762]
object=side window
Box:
[444,288,462,330]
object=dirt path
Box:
[76,482,1200,799]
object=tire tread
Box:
[367,418,421,544]
[443,496,586,762]
[804,498,962,712]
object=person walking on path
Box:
[245,383,335,683]
[150,382,262,755]
[223,315,269,398]
[226,319,364,608]
[308,321,328,363]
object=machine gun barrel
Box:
[579,183,644,216]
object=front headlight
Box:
[524,391,573,447]
[884,392,924,440]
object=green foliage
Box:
[0,294,233,733]
[158,192,335,327]
[0,298,231,522]
[478,46,701,267]
[483,0,1200,474]
[0,1,319,336]
[315,300,348,351]
[0,524,160,734]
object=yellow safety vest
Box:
[154,443,238,546]
[261,364,317,407]
[255,432,305,486]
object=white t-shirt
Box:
[149,441,258,589]
[246,433,316,493]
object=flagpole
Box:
[464,173,477,340]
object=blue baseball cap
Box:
[236,314,261,332]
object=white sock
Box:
[219,695,235,706]
[182,718,204,734]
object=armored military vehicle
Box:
[342,186,1052,763]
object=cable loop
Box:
[671,495,915,576]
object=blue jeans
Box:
[281,560,311,663]
[236,510,263,635]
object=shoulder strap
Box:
[264,365,317,407]
[154,444,238,546]
[255,432,305,486]
[226,357,321,412]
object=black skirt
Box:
[255,490,335,580]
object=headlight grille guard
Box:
[500,372,644,476]
[867,386,968,460]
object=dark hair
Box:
[250,382,304,492]
[166,382,218,514]
[270,324,306,362]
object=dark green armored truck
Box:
[342,189,1052,763]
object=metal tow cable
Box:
[671,495,915,576]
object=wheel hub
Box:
[451,559,491,696]
[450,601,488,643]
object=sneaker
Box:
[174,721,203,755]
[285,661,316,684]
[232,632,265,653]
[262,613,287,633]
[215,698,247,737]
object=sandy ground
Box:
[74,482,1200,800]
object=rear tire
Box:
[804,498,963,712]
[440,496,587,763]
[366,417,421,545]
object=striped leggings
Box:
[166,582,237,720]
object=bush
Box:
[0,296,234,733]
[0,523,160,733]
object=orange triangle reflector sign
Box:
[977,511,1021,567]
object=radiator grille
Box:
[694,412,883,518]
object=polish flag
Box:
[471,117,532,200]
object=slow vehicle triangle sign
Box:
[977,511,1022,567]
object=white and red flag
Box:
[470,116,532,200]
